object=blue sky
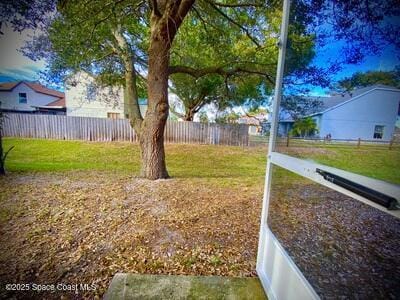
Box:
[308,43,400,96]
[0,26,46,83]
[0,20,398,94]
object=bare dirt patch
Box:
[0,172,263,299]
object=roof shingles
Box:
[0,81,65,108]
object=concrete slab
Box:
[104,273,267,300]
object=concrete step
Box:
[104,273,267,300]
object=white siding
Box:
[65,73,189,120]
[65,72,147,119]
[248,125,259,135]
[0,83,59,111]
[318,89,399,141]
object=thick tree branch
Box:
[149,0,162,17]
[191,94,207,113]
[175,0,196,25]
[112,26,144,129]
[169,65,274,84]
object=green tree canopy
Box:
[337,68,400,91]
[290,117,318,137]
[215,111,240,124]
[168,3,315,121]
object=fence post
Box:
[389,137,394,150]
[357,138,361,148]
[286,134,290,147]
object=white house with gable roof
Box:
[65,72,181,120]
[0,81,66,114]
[277,85,400,142]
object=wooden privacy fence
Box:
[282,136,399,149]
[248,135,400,150]
[2,113,249,146]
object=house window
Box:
[107,112,120,119]
[18,93,27,104]
[86,84,96,101]
[373,125,384,139]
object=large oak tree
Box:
[5,0,288,179]
[1,0,399,179]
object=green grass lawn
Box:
[3,138,400,185]
[2,138,267,186]
[288,146,400,184]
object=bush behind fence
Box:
[2,113,249,146]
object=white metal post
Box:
[267,0,290,154]
[256,0,290,280]
[256,0,320,298]
[258,0,291,232]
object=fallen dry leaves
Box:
[0,172,263,299]
[269,181,400,299]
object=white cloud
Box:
[0,25,46,81]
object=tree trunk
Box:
[183,108,195,121]
[0,162,4,176]
[137,0,194,179]
[113,24,168,179]
[0,155,4,176]
[183,97,206,121]
[139,128,169,179]
[112,26,143,132]
[139,20,171,179]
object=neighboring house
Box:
[276,110,295,137]
[277,85,400,142]
[65,72,147,119]
[238,112,268,135]
[0,81,66,115]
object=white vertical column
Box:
[257,0,291,253]
[256,0,319,299]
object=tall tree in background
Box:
[169,2,316,121]
[338,68,400,91]
[169,74,225,121]
[215,111,240,124]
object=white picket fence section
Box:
[2,113,249,146]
